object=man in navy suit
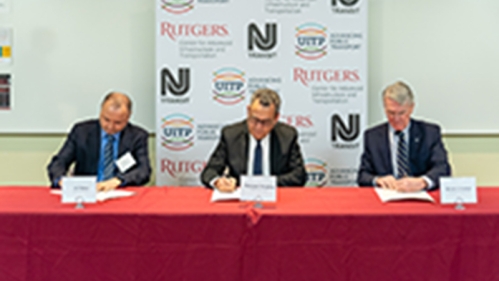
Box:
[357,81,451,191]
[200,88,306,192]
[47,92,151,191]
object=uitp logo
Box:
[212,67,246,105]
[161,114,195,151]
[305,158,328,187]
[295,23,328,60]
[160,0,194,15]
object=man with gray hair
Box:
[357,81,451,191]
[201,88,307,191]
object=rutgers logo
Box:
[161,158,206,178]
[331,0,359,6]
[248,23,277,51]
[161,68,190,97]
[281,115,313,128]
[331,114,360,142]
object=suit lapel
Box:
[380,123,393,174]
[409,120,422,175]
[88,121,101,174]
[237,122,249,175]
[118,124,130,157]
[269,129,279,175]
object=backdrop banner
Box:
[156,0,367,187]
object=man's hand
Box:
[375,175,398,190]
[97,177,122,192]
[214,177,237,193]
[394,177,427,192]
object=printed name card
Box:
[62,176,97,203]
[440,177,477,204]
[240,176,277,202]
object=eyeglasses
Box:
[248,115,274,127]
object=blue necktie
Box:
[396,131,410,178]
[103,134,115,180]
[253,140,262,175]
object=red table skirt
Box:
[1,187,499,281]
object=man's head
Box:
[383,81,414,131]
[246,88,281,140]
[99,92,132,135]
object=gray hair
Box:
[382,81,414,105]
[250,88,281,115]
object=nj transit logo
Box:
[161,113,195,151]
[295,23,328,60]
[212,67,246,105]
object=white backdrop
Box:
[155,0,368,187]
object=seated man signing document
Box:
[200,88,307,192]
[47,92,151,191]
[357,81,451,191]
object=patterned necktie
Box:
[395,131,410,178]
[253,140,262,175]
[102,134,115,180]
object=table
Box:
[1,187,498,281]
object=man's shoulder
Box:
[411,119,442,134]
[125,122,149,136]
[221,120,246,136]
[364,122,387,137]
[273,121,298,136]
[70,119,99,133]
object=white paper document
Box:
[210,188,241,202]
[52,189,135,202]
[374,188,434,203]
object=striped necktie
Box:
[102,134,115,180]
[395,131,410,178]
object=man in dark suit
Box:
[201,88,306,191]
[47,92,151,191]
[357,81,451,191]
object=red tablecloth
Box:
[1,187,498,281]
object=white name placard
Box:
[62,176,97,203]
[440,177,477,204]
[240,176,277,202]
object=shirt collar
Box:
[389,121,411,136]
[100,129,121,140]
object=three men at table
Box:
[47,92,151,191]
[357,81,451,191]
[200,88,307,191]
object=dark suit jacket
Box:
[47,120,151,188]
[200,120,307,188]
[357,119,451,190]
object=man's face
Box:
[99,102,130,135]
[384,97,414,131]
[246,99,278,140]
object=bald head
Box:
[101,92,132,113]
[99,92,132,135]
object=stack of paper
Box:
[374,188,434,203]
